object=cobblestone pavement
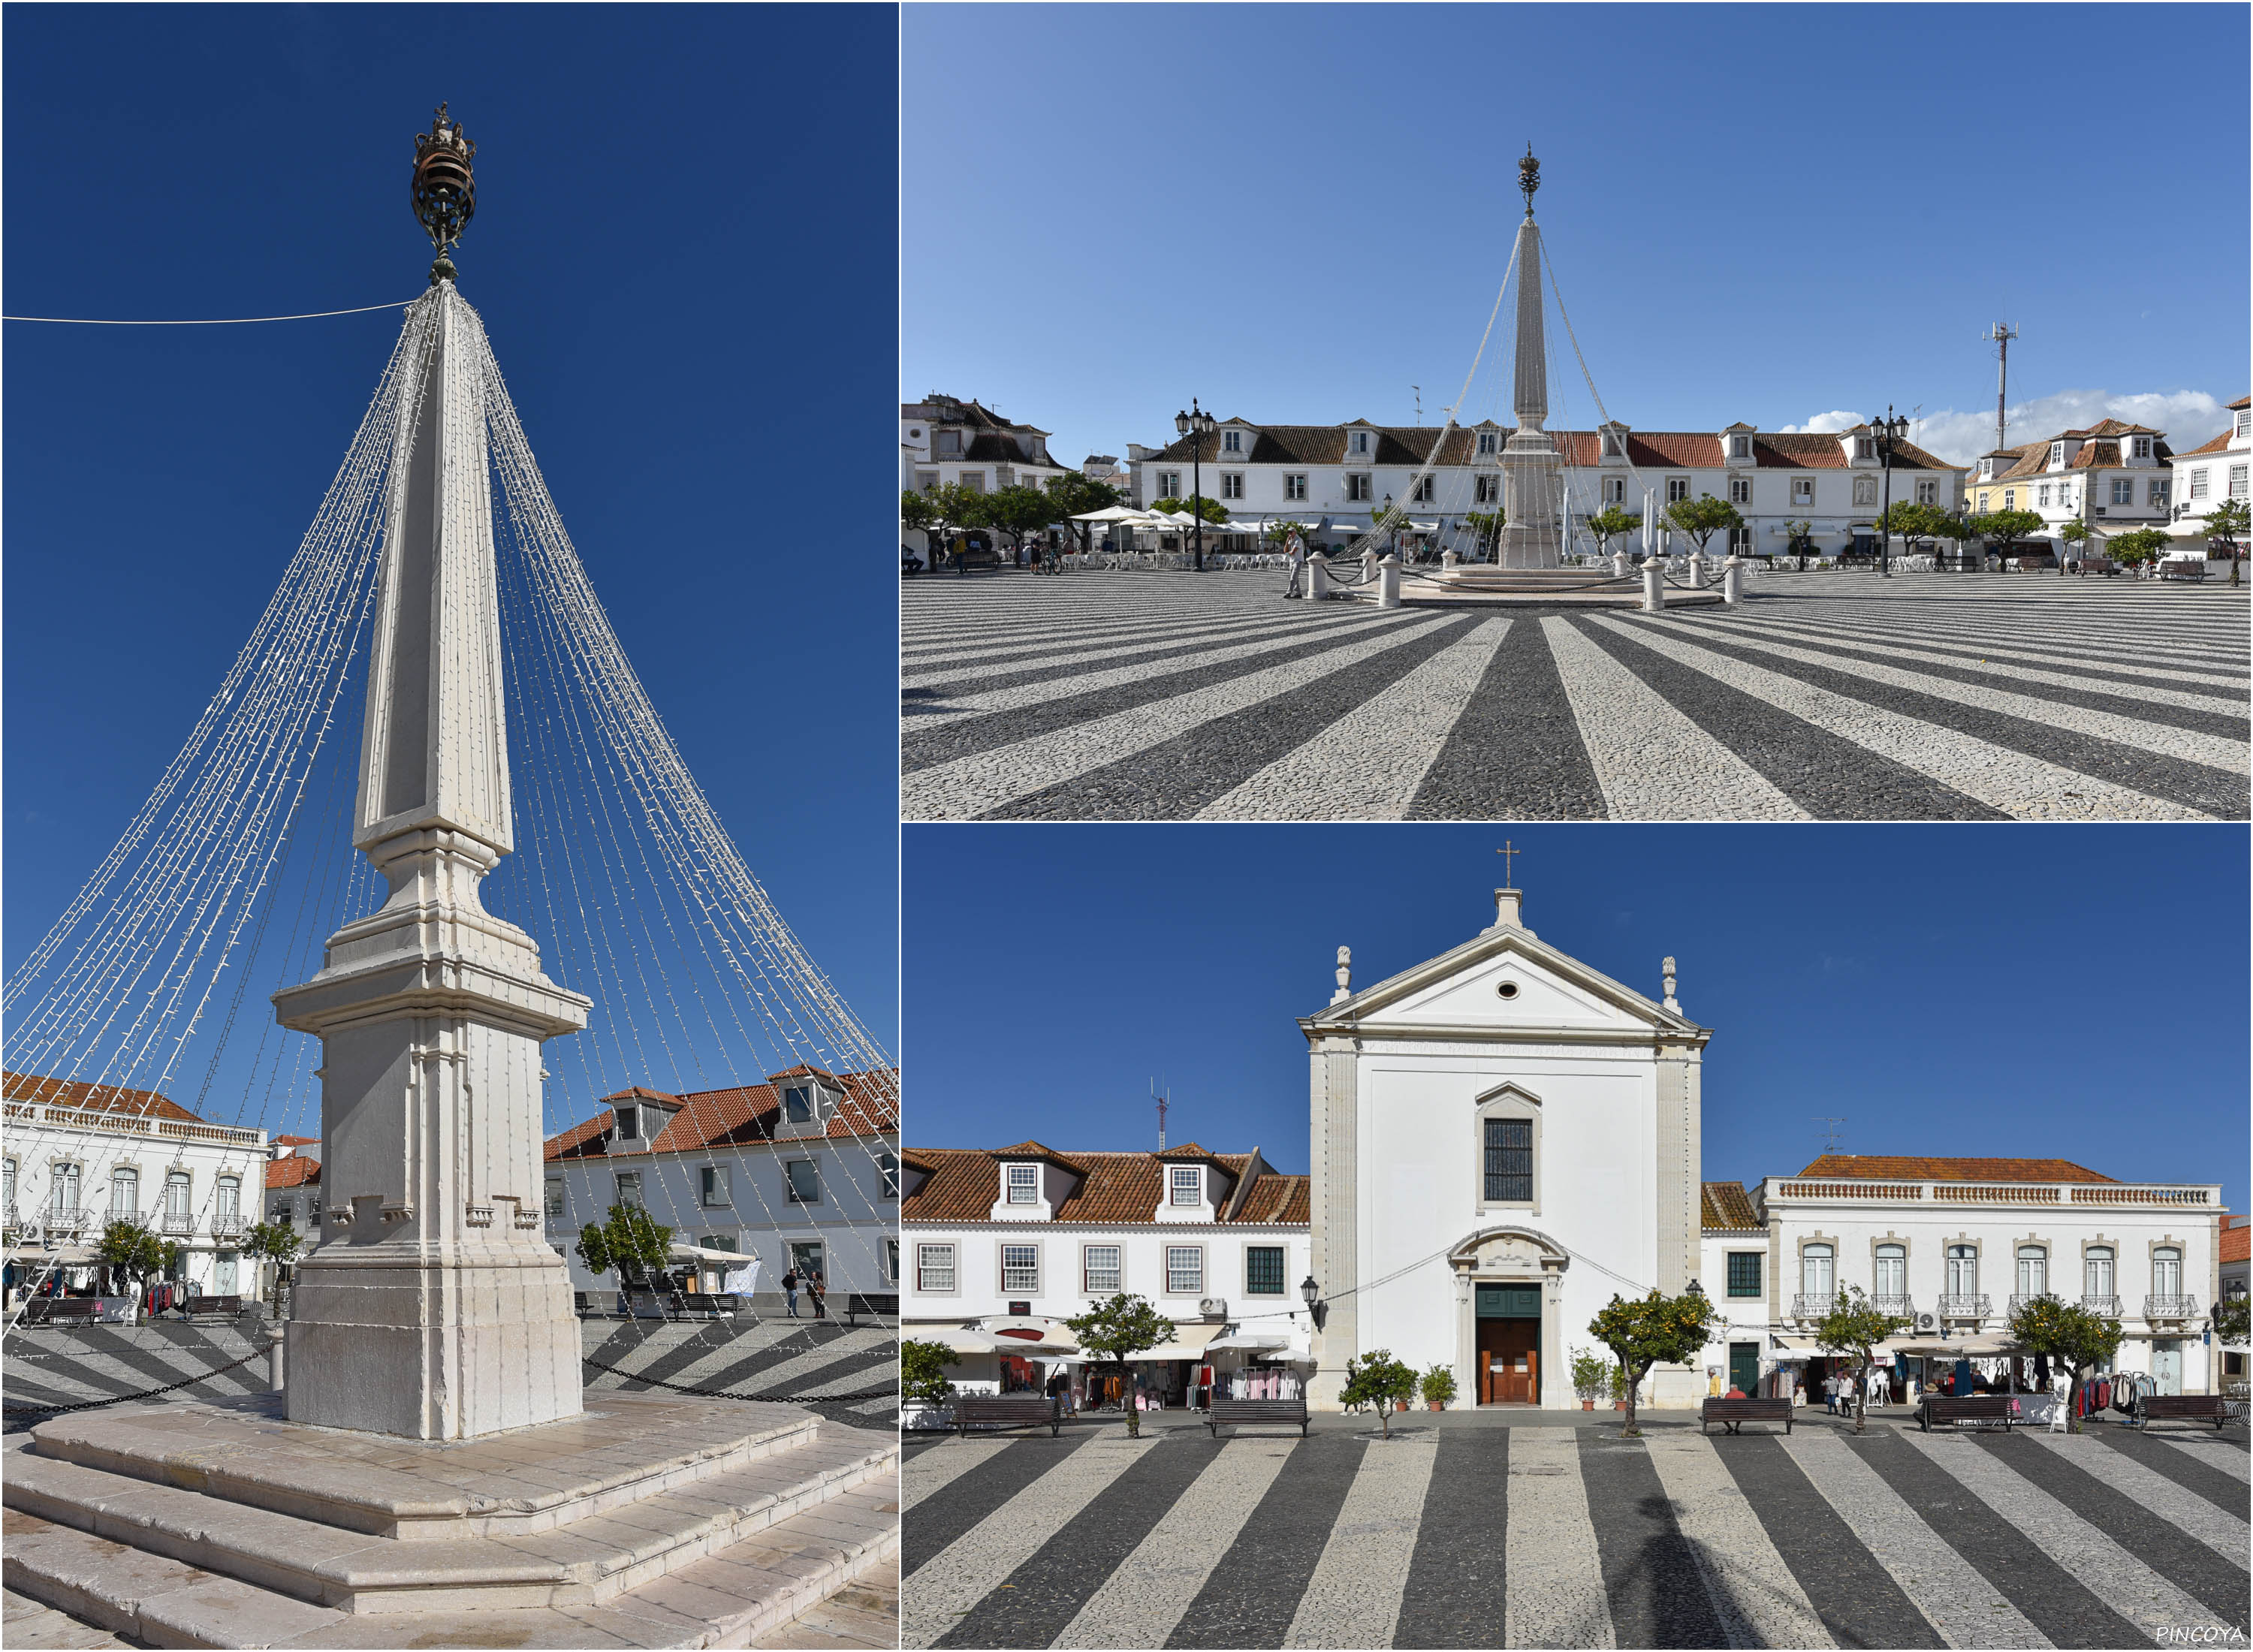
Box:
[898,1412,2250,1649]
[901,571,2250,821]
[3,1315,897,1433]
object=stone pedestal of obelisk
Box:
[1497,191,1567,569]
[273,281,591,1440]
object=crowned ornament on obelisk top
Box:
[1497,143,1565,569]
[272,108,593,1440]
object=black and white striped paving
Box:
[900,1414,2251,1649]
[902,571,2250,821]
[2,1317,898,1433]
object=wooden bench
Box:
[948,546,1002,574]
[22,1298,102,1325]
[1920,1394,2016,1431]
[2160,560,2207,582]
[955,1394,1060,1436]
[182,1295,242,1322]
[843,1292,897,1326]
[2138,1394,2230,1430]
[674,1293,740,1319]
[1206,1397,1311,1439]
[1702,1397,1793,1435]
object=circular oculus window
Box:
[1496,981,1519,999]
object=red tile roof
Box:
[902,1147,1307,1226]
[1794,1155,2116,1184]
[3,1071,203,1123]
[545,1069,899,1161]
[274,1135,318,1147]
[266,1156,321,1189]
[2222,1214,2248,1265]
[1701,1181,1763,1231]
[2178,428,2238,459]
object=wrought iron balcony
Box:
[1790,1292,1838,1320]
[2080,1295,2122,1318]
[161,1213,197,1235]
[1935,1293,1991,1319]
[1871,1295,1915,1319]
[211,1213,246,1239]
[2007,1292,2061,1316]
[44,1209,88,1233]
[2143,1295,2199,1322]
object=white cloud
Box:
[1786,390,2229,465]
[1778,409,1865,435]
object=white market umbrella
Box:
[1069,505,1147,523]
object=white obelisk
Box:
[273,279,591,1439]
[1497,147,1565,569]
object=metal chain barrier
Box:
[579,1352,893,1405]
[1,1343,269,1421]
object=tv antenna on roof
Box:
[1413,385,1422,426]
[1153,1078,1169,1150]
[1814,1117,1847,1155]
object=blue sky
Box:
[905,825,2249,1212]
[901,3,2250,468]
[4,7,900,1057]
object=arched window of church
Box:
[1483,1120,1531,1202]
[1800,1243,1833,1297]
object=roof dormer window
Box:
[1351,430,1370,455]
[2131,436,2152,459]
[1006,1163,1039,1205]
[1477,432,1497,455]
[2236,410,2251,439]
[1222,429,1242,453]
[783,1085,818,1124]
[1730,436,1750,459]
[615,1106,639,1141]
[1169,1165,1201,1206]
[936,430,961,457]
[1855,437,1874,460]
[2051,442,2066,466]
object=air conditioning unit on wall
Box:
[1915,1312,1938,1331]
[1199,1298,1228,1319]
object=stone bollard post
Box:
[1361,548,1380,589]
[1612,549,1633,580]
[266,1319,287,1393]
[1441,548,1459,572]
[1722,555,1746,607]
[1641,556,1667,613]
[1378,553,1402,609]
[1686,552,1706,589]
[1307,556,1330,601]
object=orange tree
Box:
[1588,1286,1721,1436]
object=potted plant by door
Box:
[1570,1346,1609,1412]
[1419,1364,1458,1412]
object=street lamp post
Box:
[1871,406,1910,578]
[1381,493,1397,558]
[1175,399,1217,572]
[1299,1274,1327,1331]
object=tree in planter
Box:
[1588,1286,1722,1436]
[1583,505,1641,565]
[1341,1348,1419,1439]
[1663,493,1743,562]
[1044,472,1123,556]
[241,1220,302,1312]
[1965,508,2046,568]
[1064,1292,1172,1438]
[97,1218,180,1307]
[2057,517,2092,574]
[1876,500,1951,568]
[917,481,991,569]
[2106,526,2173,570]
[982,484,1062,564]
[575,1203,673,1292]
[900,1339,958,1409]
[1570,1344,1610,1407]
[1419,1363,1458,1411]
[2007,1295,2123,1433]
[1784,518,1816,571]
[1813,1286,1912,1433]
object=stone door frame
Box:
[1450,1224,1571,1409]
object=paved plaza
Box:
[901,571,2250,821]
[3,1315,898,1436]
[900,1411,2250,1650]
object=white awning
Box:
[916,1327,1009,1355]
[1137,1323,1224,1361]
[1205,1329,1292,1351]
[668,1241,749,1265]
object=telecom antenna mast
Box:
[1986,322,2019,455]
[1154,1080,1169,1150]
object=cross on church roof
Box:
[1496,840,1520,886]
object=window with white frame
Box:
[1801,1243,1834,1296]
[216,1174,240,1219]
[615,1171,642,1208]
[2,1158,14,1212]
[1792,478,1814,506]
[1223,429,1243,453]
[2003,489,2015,510]
[2112,478,2134,505]
[879,1151,900,1200]
[1245,1246,1286,1295]
[958,472,985,494]
[1158,471,1181,497]
[2238,409,2252,439]
[544,1179,564,1218]
[2086,1246,2114,1297]
[1478,432,1497,455]
[2189,469,2209,499]
[1730,436,1751,458]
[2016,1245,2047,1297]
[1083,1244,1121,1293]
[1001,1244,1040,1293]
[1169,1166,1201,1207]
[1006,1163,1038,1204]
[884,1239,899,1284]
[1347,474,1372,502]
[1977,490,1991,512]
[1284,474,1307,501]
[1351,431,1370,454]
[701,1165,731,1206]
[165,1170,191,1219]
[1853,476,1878,507]
[1415,475,1434,502]
[1603,430,1624,457]
[2051,442,2066,466]
[110,1167,138,1218]
[2149,479,2170,505]
[1166,1245,1203,1293]
[785,1160,821,1204]
[1604,476,1626,504]
[2231,463,2249,497]
[51,1163,80,1214]
[1875,1244,1906,1298]
[1476,475,1499,504]
[2131,436,2152,459]
[2152,1247,2182,1295]
[1666,476,1690,503]
[1917,479,1938,505]
[1729,477,1750,505]
[1946,1244,1978,1295]
[996,466,1015,488]
[2037,484,2051,508]
[1221,472,1244,499]
[915,1242,957,1292]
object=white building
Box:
[4,1072,271,1303]
[1132,418,1965,560]
[542,1066,899,1302]
[1301,887,1709,1412]
[2167,394,2250,541]
[901,394,1068,497]
[1697,1158,2227,1399]
[900,1144,1313,1405]
[1968,418,2176,551]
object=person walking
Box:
[808,1271,828,1321]
[781,1265,801,1319]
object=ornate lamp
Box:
[411,103,478,284]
